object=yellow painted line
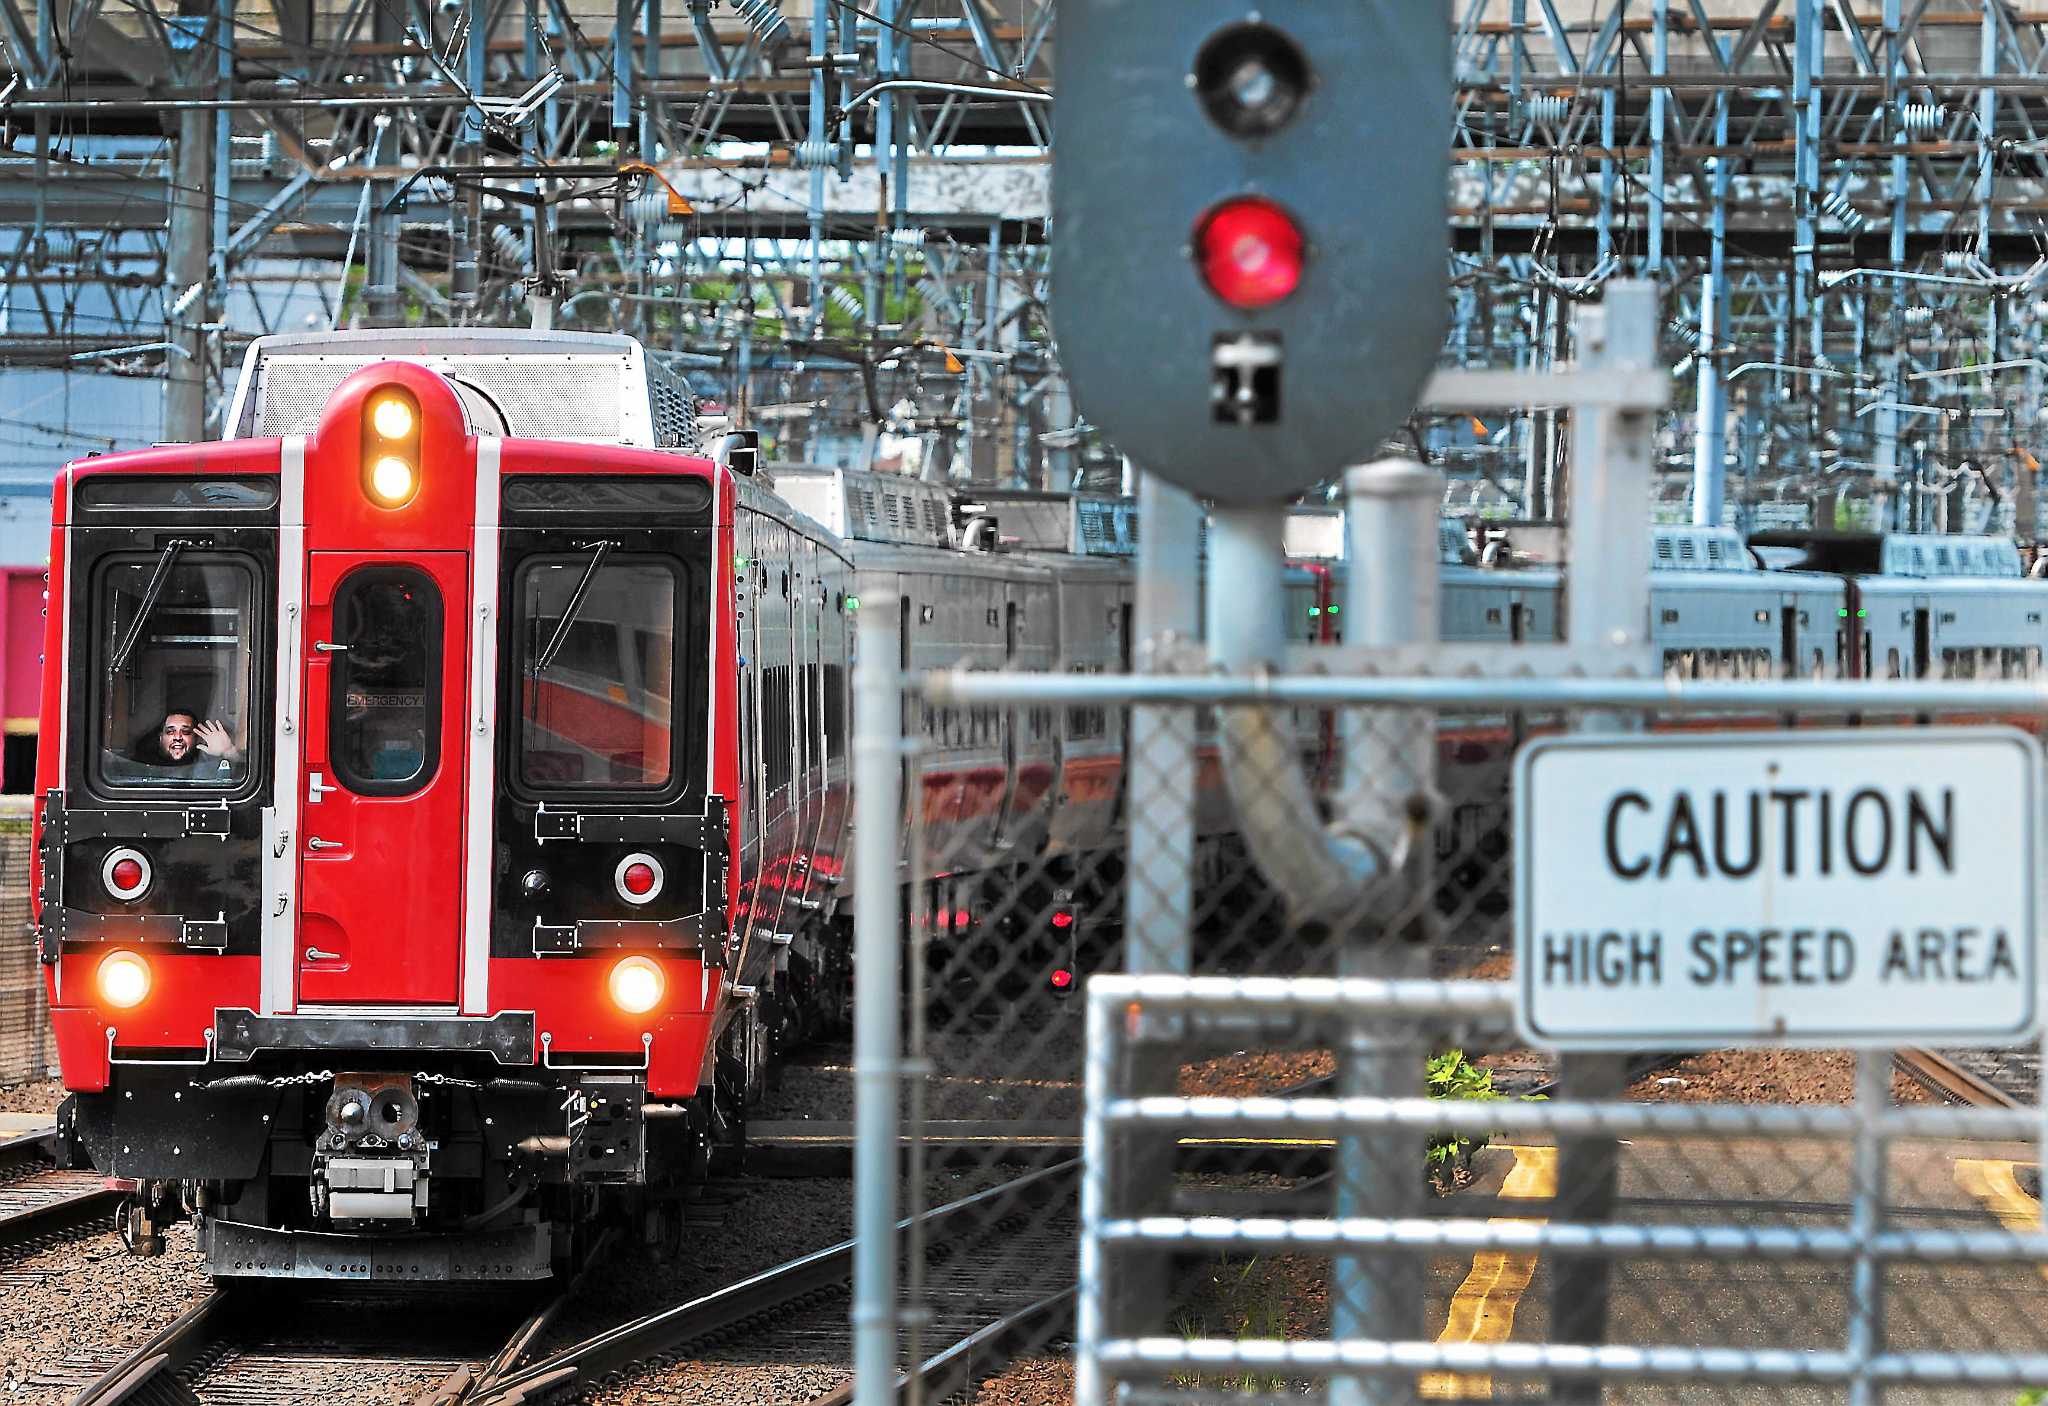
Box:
[1419,1145,1557,1401]
[1955,1158,2048,1284]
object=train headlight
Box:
[608,955,664,1014]
[368,394,415,440]
[368,455,416,507]
[97,950,152,1009]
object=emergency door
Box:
[297,552,469,1005]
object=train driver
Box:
[105,708,245,784]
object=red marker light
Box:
[1051,910,1075,930]
[110,858,144,892]
[1050,968,1075,990]
[621,862,657,896]
[1196,197,1304,309]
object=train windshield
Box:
[518,554,677,790]
[94,554,258,791]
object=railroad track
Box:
[1893,1047,2025,1109]
[459,1161,1079,1406]
[67,1241,600,1406]
[0,1129,122,1256]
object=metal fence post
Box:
[1553,281,1658,1405]
[1847,1049,1891,1406]
[852,581,905,1406]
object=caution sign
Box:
[1515,727,2040,1049]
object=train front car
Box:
[37,331,735,1280]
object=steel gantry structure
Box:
[6,0,2048,531]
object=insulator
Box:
[730,0,790,47]
[631,187,674,226]
[490,225,527,265]
[1524,93,1571,124]
[827,285,864,322]
[1898,102,1947,133]
[1904,304,1935,329]
[794,138,835,169]
[1820,188,1866,231]
[886,227,926,252]
[1941,248,1975,274]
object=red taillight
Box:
[102,847,151,901]
[615,852,664,905]
[1050,968,1075,990]
[1196,197,1304,309]
[1051,910,1075,930]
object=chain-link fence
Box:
[0,797,47,1085]
[849,649,2048,1405]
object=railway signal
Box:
[1051,2,1449,504]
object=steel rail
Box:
[806,1287,1076,1406]
[70,1287,237,1406]
[1892,1048,2023,1109]
[0,1172,123,1254]
[0,1130,122,1256]
[464,1161,1078,1406]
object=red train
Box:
[37,329,873,1278]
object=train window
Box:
[516,555,677,791]
[330,567,440,796]
[823,664,847,761]
[92,554,259,794]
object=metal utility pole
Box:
[165,9,217,443]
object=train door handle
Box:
[304,948,341,962]
[306,837,343,851]
[313,641,350,653]
[308,771,338,803]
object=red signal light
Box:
[1051,910,1075,930]
[1050,968,1075,990]
[622,863,657,896]
[1195,197,1304,309]
[111,858,144,892]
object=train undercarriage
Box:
[59,927,850,1281]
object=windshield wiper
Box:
[107,539,193,679]
[532,540,617,675]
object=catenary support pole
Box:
[165,102,214,442]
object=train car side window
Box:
[93,554,260,795]
[330,568,441,796]
[516,555,679,791]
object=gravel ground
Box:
[3,1222,210,1403]
[1627,1048,1932,1104]
[1178,1049,1332,1098]
[0,1077,64,1116]
[965,1354,1073,1406]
